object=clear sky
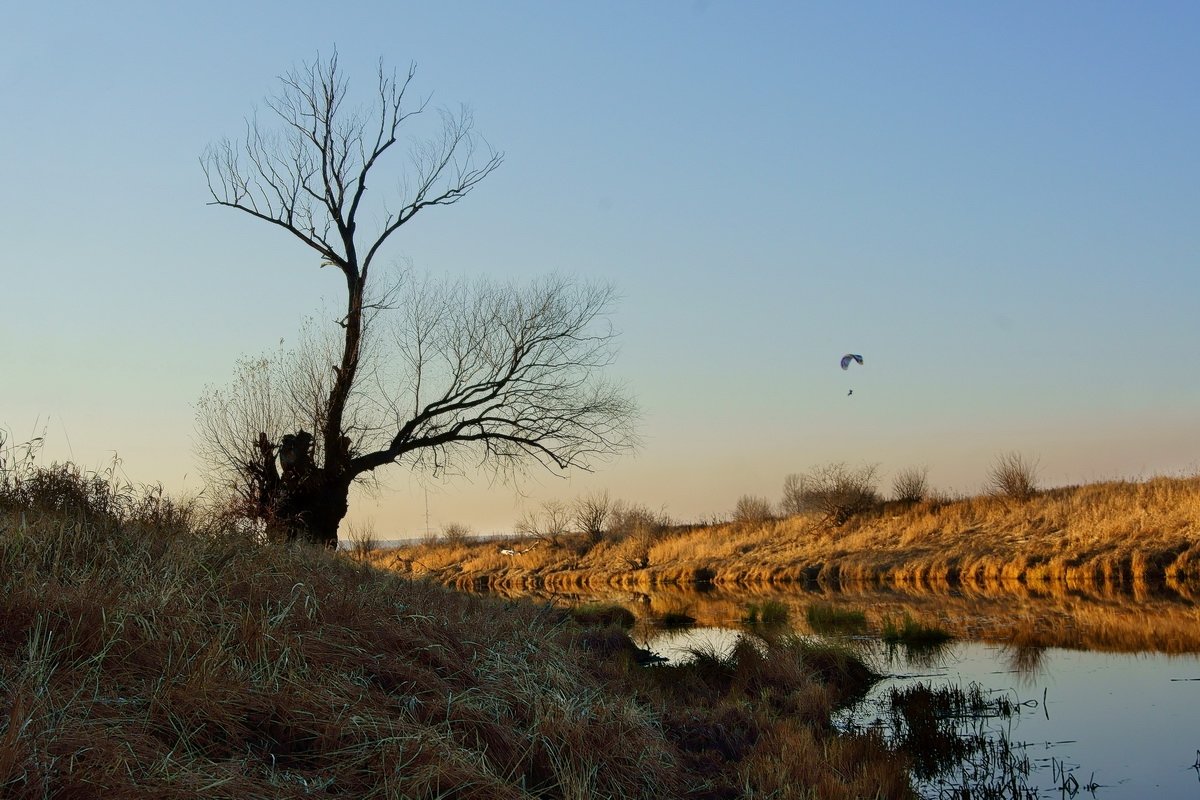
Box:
[4,2,1199,538]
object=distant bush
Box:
[515,500,571,546]
[782,463,881,526]
[655,602,696,628]
[573,490,613,544]
[1,431,198,537]
[608,501,669,541]
[732,494,774,526]
[891,465,929,503]
[986,452,1040,501]
[441,522,473,546]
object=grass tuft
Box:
[569,602,637,630]
[746,599,790,625]
[881,613,954,646]
[807,603,868,633]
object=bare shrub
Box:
[891,466,929,504]
[608,501,669,541]
[573,490,613,544]
[733,494,774,526]
[441,522,473,546]
[515,500,572,546]
[987,452,1040,501]
[782,463,881,526]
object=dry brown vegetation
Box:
[0,451,915,798]
[378,474,1200,599]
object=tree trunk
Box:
[275,475,349,549]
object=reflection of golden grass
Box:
[378,475,1200,603]
[478,583,1200,655]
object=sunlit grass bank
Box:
[0,461,913,798]
[380,475,1200,597]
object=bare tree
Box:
[197,53,637,546]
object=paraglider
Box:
[841,354,863,397]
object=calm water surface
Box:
[851,642,1199,797]
[572,586,1200,798]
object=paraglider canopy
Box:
[840,354,863,370]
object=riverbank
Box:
[0,464,910,798]
[375,475,1200,596]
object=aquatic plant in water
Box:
[746,599,791,625]
[881,613,953,646]
[847,681,1039,797]
[806,602,867,634]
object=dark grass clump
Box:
[654,602,697,628]
[745,599,790,626]
[569,602,636,630]
[613,634,901,797]
[806,603,867,634]
[881,613,953,646]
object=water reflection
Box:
[1002,643,1050,684]
[849,638,1200,799]
[638,626,744,665]
[882,640,958,673]
[486,583,1200,799]
[871,681,1030,790]
[491,580,1200,655]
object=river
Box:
[491,582,1200,798]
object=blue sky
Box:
[4,2,1199,536]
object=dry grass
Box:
[385,474,1200,598]
[0,457,916,799]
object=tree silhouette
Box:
[198,53,636,546]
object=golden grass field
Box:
[377,475,1200,598]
